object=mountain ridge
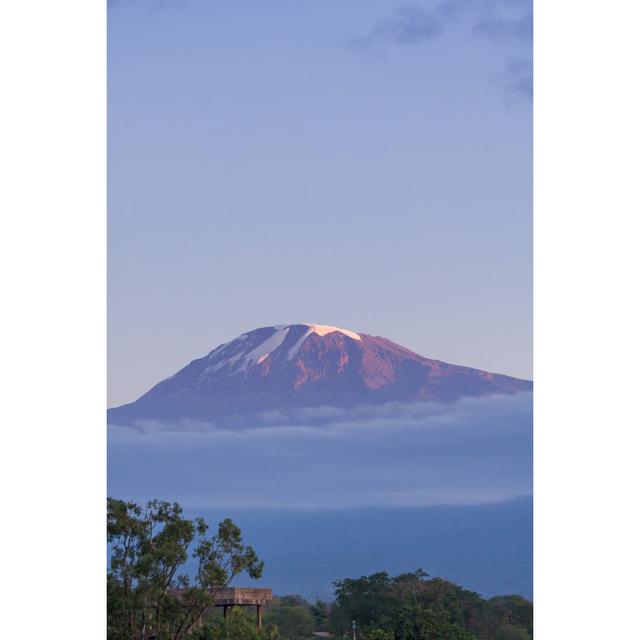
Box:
[108,323,532,426]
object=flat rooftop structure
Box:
[212,587,272,607]
[214,587,272,628]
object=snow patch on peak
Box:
[238,325,290,371]
[199,326,289,382]
[287,323,361,361]
[303,324,361,341]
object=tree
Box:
[395,605,474,640]
[493,624,531,640]
[107,497,264,640]
[488,596,533,637]
[361,629,395,640]
[329,569,532,640]
[309,600,331,632]
[331,572,398,635]
[192,608,279,640]
[263,597,315,640]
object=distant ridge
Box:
[108,323,532,426]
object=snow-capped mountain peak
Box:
[302,324,362,340]
[107,323,532,426]
[201,323,361,379]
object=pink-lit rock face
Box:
[107,324,532,425]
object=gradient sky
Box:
[108,0,532,407]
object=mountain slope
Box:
[108,323,531,425]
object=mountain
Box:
[107,323,531,425]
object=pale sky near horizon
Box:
[108,0,532,407]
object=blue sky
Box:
[108,0,532,406]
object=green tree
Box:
[488,596,533,637]
[395,605,474,640]
[107,497,264,640]
[331,572,398,635]
[193,609,279,640]
[493,624,531,640]
[263,597,314,640]
[362,629,395,640]
[309,600,331,631]
[329,569,533,640]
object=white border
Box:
[0,1,106,636]
[535,0,640,638]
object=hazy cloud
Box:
[354,0,532,101]
[473,11,533,44]
[108,392,532,510]
[501,56,533,101]
[353,1,468,49]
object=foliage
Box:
[192,608,278,640]
[396,605,474,640]
[107,497,264,640]
[330,570,532,640]
[331,571,398,634]
[487,596,532,637]
[361,629,395,640]
[309,599,331,631]
[263,596,315,640]
[493,625,530,640]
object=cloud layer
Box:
[108,392,532,510]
